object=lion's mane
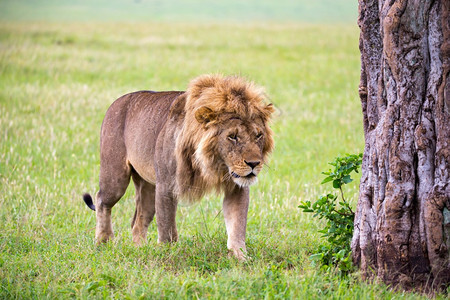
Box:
[174,74,274,201]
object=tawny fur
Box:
[83,74,274,260]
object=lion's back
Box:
[101,90,185,184]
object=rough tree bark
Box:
[351,0,450,290]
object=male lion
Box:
[83,74,274,260]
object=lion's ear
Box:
[265,103,275,114]
[195,106,217,124]
[262,103,275,119]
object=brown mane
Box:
[175,74,274,201]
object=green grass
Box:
[0,0,357,23]
[0,21,439,299]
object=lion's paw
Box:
[228,248,251,262]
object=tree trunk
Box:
[352,0,450,290]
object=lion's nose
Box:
[244,160,260,169]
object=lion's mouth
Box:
[231,171,256,179]
[230,170,259,187]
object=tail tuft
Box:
[83,193,96,211]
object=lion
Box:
[82,74,274,260]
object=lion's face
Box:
[193,109,273,188]
[216,118,266,187]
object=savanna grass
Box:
[0,22,438,298]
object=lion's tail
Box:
[83,193,96,211]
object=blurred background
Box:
[0,0,357,23]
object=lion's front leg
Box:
[155,184,178,243]
[223,186,250,261]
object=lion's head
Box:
[175,74,274,201]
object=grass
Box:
[0,0,357,23]
[0,21,441,299]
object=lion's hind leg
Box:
[131,171,156,245]
[95,160,131,244]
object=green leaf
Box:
[309,253,324,261]
[321,176,334,184]
[332,179,341,189]
[342,175,352,184]
[326,193,337,200]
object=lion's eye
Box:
[228,134,238,142]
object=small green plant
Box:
[299,153,363,275]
